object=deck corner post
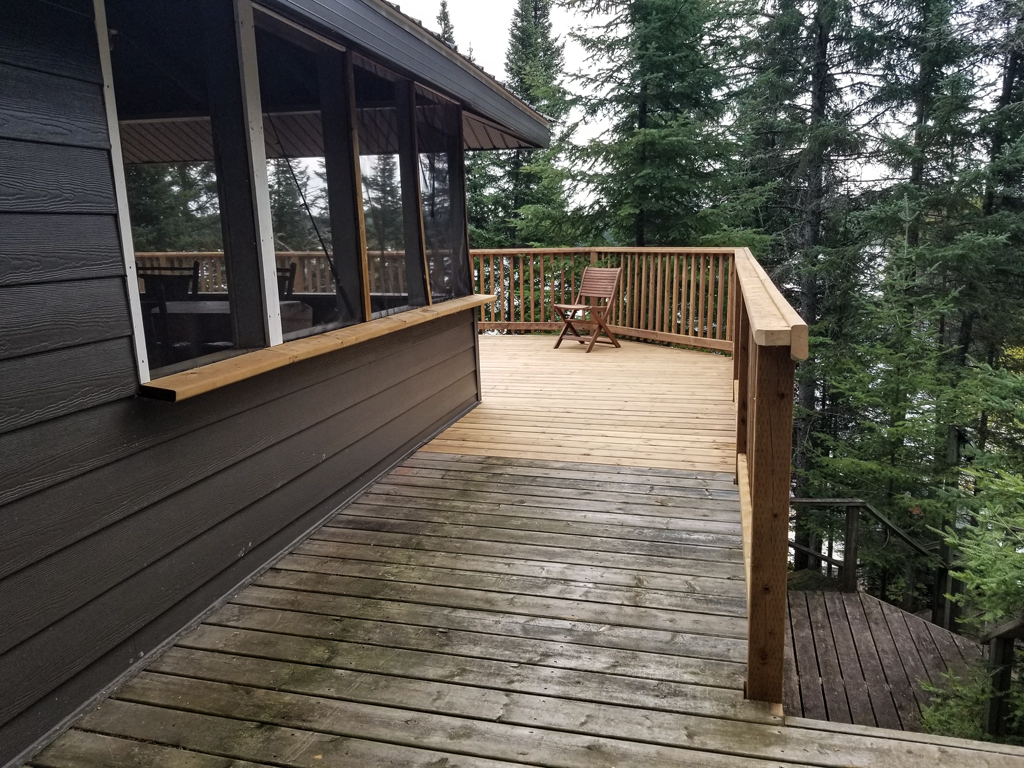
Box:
[985,636,1016,736]
[745,344,796,705]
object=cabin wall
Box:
[0,2,481,765]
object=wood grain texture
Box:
[0,337,138,435]
[0,139,115,213]
[0,0,101,83]
[0,279,131,360]
[0,62,108,148]
[34,452,1024,768]
[784,591,982,732]
[141,296,493,401]
[0,214,124,287]
[423,334,737,473]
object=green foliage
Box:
[268,159,321,252]
[920,667,995,742]
[921,660,1024,744]
[125,162,222,251]
[437,0,456,47]
[563,0,733,245]
[946,471,1024,627]
[466,0,573,248]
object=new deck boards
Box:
[422,335,737,473]
[785,591,986,732]
[29,341,1022,768]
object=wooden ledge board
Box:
[140,295,495,402]
[734,249,808,361]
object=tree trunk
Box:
[792,2,831,567]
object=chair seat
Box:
[553,303,593,311]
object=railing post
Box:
[985,637,1015,736]
[745,345,796,705]
[842,506,860,593]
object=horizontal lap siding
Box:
[0,3,484,765]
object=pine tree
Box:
[126,162,222,251]
[564,0,732,246]
[436,0,456,48]
[465,0,571,247]
[268,159,319,251]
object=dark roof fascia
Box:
[263,0,551,148]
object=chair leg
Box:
[555,309,586,348]
[554,308,578,348]
[595,315,620,348]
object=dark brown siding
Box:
[0,3,481,764]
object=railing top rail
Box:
[735,248,808,360]
[471,247,741,255]
[137,251,324,257]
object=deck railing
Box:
[472,248,734,352]
[732,247,808,705]
[135,252,406,295]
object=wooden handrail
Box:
[733,248,808,359]
[732,248,807,707]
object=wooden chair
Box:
[553,266,622,352]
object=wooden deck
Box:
[785,591,984,731]
[423,335,736,473]
[30,338,1024,768]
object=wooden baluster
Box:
[530,254,536,323]
[539,254,545,323]
[697,255,707,338]
[654,254,664,334]
[661,253,670,335]
[734,289,749,452]
[640,254,649,330]
[716,254,726,340]
[672,253,681,336]
[684,256,692,335]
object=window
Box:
[416,87,471,302]
[109,1,242,375]
[255,23,364,339]
[104,0,475,384]
[354,61,428,317]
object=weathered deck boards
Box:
[422,334,737,473]
[32,455,1022,768]
[785,591,985,732]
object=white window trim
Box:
[94,0,151,383]
[235,0,283,347]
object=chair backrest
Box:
[576,267,622,305]
[138,261,200,301]
[277,262,297,298]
